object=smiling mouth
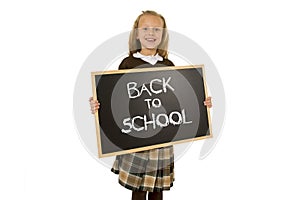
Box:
[145,38,156,42]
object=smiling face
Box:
[136,14,164,55]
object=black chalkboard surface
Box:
[91,65,212,158]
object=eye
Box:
[154,28,162,32]
[142,27,148,31]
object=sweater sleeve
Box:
[165,59,175,66]
[118,57,128,70]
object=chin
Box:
[145,47,157,50]
[144,44,159,50]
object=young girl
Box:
[90,10,212,200]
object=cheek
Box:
[156,33,163,43]
[136,30,145,39]
[156,32,163,39]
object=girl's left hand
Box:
[204,97,212,108]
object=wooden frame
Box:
[91,65,212,158]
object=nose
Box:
[148,28,154,35]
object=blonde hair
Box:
[128,10,169,59]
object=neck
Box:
[140,49,157,56]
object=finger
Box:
[204,102,211,106]
[207,102,212,108]
[204,100,210,105]
[91,107,98,114]
[93,105,100,111]
[204,101,211,105]
[204,101,212,107]
[89,97,99,104]
[90,100,99,107]
[91,100,98,104]
[90,101,96,106]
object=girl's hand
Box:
[203,97,212,108]
[89,97,100,114]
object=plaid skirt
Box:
[111,146,175,192]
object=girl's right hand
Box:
[89,97,100,114]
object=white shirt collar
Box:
[133,52,163,65]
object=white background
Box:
[1,0,300,199]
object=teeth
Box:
[146,38,155,40]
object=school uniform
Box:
[111,53,175,192]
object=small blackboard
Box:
[91,65,212,158]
